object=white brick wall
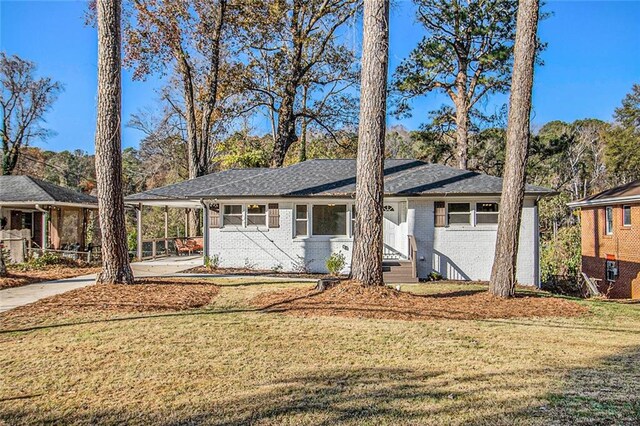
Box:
[209,202,353,273]
[208,197,540,285]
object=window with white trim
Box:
[476,202,499,224]
[246,204,267,226]
[223,204,243,226]
[312,204,347,236]
[295,204,308,236]
[605,206,614,235]
[448,203,471,225]
[623,205,632,227]
[351,204,356,237]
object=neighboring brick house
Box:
[568,180,640,299]
[126,159,553,284]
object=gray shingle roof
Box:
[126,159,553,201]
[0,175,97,204]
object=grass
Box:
[1,278,640,425]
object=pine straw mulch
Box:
[186,265,330,280]
[253,281,589,321]
[0,266,101,290]
[0,277,220,330]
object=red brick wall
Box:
[580,203,640,298]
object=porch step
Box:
[383,260,418,283]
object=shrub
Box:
[540,225,582,292]
[270,263,283,273]
[204,254,220,269]
[326,251,346,276]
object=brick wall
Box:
[580,203,640,298]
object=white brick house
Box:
[126,159,552,285]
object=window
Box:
[312,204,347,236]
[623,205,632,227]
[295,205,308,236]
[247,204,267,226]
[223,204,243,226]
[448,203,470,225]
[476,202,499,224]
[351,204,356,236]
[605,206,614,235]
[606,260,618,281]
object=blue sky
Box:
[1,0,639,154]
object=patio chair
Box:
[175,238,193,256]
[187,237,204,253]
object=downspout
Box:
[535,195,542,289]
[34,204,48,251]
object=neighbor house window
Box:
[476,202,499,224]
[312,204,347,235]
[606,260,618,281]
[448,203,471,225]
[246,204,267,226]
[623,205,632,227]
[223,205,243,226]
[605,206,614,235]
[295,205,308,236]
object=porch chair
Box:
[175,238,193,256]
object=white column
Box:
[136,204,143,261]
[202,203,210,264]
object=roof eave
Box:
[568,194,640,208]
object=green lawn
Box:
[1,279,640,425]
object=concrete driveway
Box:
[0,256,202,313]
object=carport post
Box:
[136,204,143,261]
[200,200,210,265]
[164,206,169,255]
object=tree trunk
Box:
[454,93,470,170]
[0,250,6,277]
[270,85,298,167]
[94,0,134,285]
[350,0,389,286]
[488,0,539,298]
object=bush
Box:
[326,251,346,276]
[540,225,582,292]
[204,254,220,269]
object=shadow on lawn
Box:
[0,366,512,425]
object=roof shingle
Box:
[0,176,97,204]
[126,159,553,201]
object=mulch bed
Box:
[186,266,329,280]
[0,266,101,290]
[0,277,220,330]
[252,281,589,321]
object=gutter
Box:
[568,194,640,209]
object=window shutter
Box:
[434,201,446,227]
[268,203,280,228]
[209,204,221,228]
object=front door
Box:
[383,202,399,252]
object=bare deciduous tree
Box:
[94,0,135,284]
[238,0,360,167]
[489,0,539,297]
[350,0,389,286]
[1,53,62,175]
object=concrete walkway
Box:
[0,256,203,313]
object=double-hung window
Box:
[448,203,471,225]
[247,204,267,226]
[295,205,308,236]
[605,206,614,235]
[623,205,632,227]
[223,205,243,226]
[476,202,499,224]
